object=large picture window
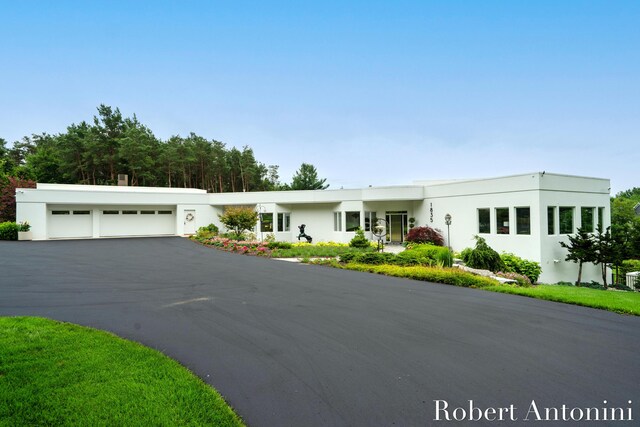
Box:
[333,212,342,232]
[478,208,490,234]
[547,207,556,235]
[559,207,574,234]
[277,213,290,232]
[581,207,594,232]
[496,208,510,234]
[515,207,530,235]
[345,211,360,232]
[260,213,273,232]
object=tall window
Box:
[496,208,510,234]
[333,212,342,232]
[478,208,490,233]
[345,211,360,231]
[260,213,273,232]
[277,213,290,232]
[364,211,373,231]
[597,207,605,230]
[581,207,594,232]
[559,207,574,234]
[515,207,530,235]
[547,207,556,235]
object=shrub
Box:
[349,227,370,248]
[196,223,219,239]
[267,241,293,250]
[0,221,19,240]
[404,226,445,246]
[500,253,542,283]
[576,281,606,290]
[402,244,453,267]
[218,206,258,236]
[342,264,499,288]
[463,236,505,272]
[199,223,219,234]
[264,233,276,243]
[18,221,30,232]
[460,247,472,263]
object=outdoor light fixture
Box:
[444,213,452,250]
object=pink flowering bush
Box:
[193,235,272,256]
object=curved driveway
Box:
[1,237,639,426]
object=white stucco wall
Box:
[14,173,612,284]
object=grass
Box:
[0,317,244,426]
[484,284,640,316]
[311,261,640,316]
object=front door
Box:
[385,212,408,243]
[184,210,196,235]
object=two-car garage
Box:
[48,206,176,239]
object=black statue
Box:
[297,224,313,243]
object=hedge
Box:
[0,221,19,240]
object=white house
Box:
[16,172,611,284]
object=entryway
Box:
[385,211,408,243]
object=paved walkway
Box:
[1,237,639,426]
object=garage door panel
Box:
[49,210,93,239]
[99,209,175,237]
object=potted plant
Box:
[18,221,32,241]
[408,217,416,229]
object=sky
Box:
[1,1,638,193]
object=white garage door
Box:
[49,209,93,239]
[99,209,175,237]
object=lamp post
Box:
[444,213,452,251]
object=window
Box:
[103,210,119,215]
[478,208,490,233]
[597,207,605,230]
[52,210,70,215]
[364,211,373,231]
[158,210,172,215]
[333,212,342,232]
[73,210,90,215]
[581,207,594,232]
[345,211,360,232]
[496,208,510,234]
[547,207,556,235]
[260,213,273,232]
[141,210,155,215]
[123,210,138,215]
[515,207,530,235]
[277,213,290,232]
[559,207,574,234]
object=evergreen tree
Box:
[559,227,596,284]
[290,163,329,190]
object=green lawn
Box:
[0,317,244,426]
[484,284,640,316]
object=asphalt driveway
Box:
[1,237,639,426]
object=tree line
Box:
[0,105,328,192]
